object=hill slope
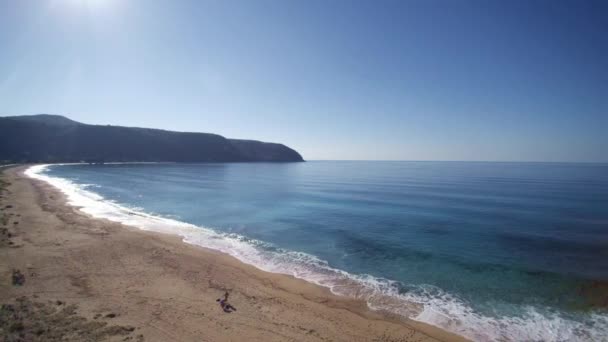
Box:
[0,115,304,163]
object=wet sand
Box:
[0,166,468,342]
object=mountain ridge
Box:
[0,114,304,163]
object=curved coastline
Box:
[22,164,608,341]
[0,164,467,342]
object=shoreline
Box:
[1,165,468,342]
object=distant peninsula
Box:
[0,114,304,163]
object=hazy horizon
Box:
[1,0,606,162]
[3,112,608,163]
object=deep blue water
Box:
[39,161,608,341]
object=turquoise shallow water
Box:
[31,161,608,341]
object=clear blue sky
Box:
[1,0,606,162]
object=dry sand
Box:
[0,166,469,342]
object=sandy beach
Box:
[0,166,468,342]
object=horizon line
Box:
[306,159,608,164]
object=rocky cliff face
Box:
[0,115,304,163]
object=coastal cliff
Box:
[0,114,304,163]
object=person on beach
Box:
[217,291,236,313]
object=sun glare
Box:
[57,0,114,10]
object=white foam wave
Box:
[25,164,608,342]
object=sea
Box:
[25,161,608,341]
